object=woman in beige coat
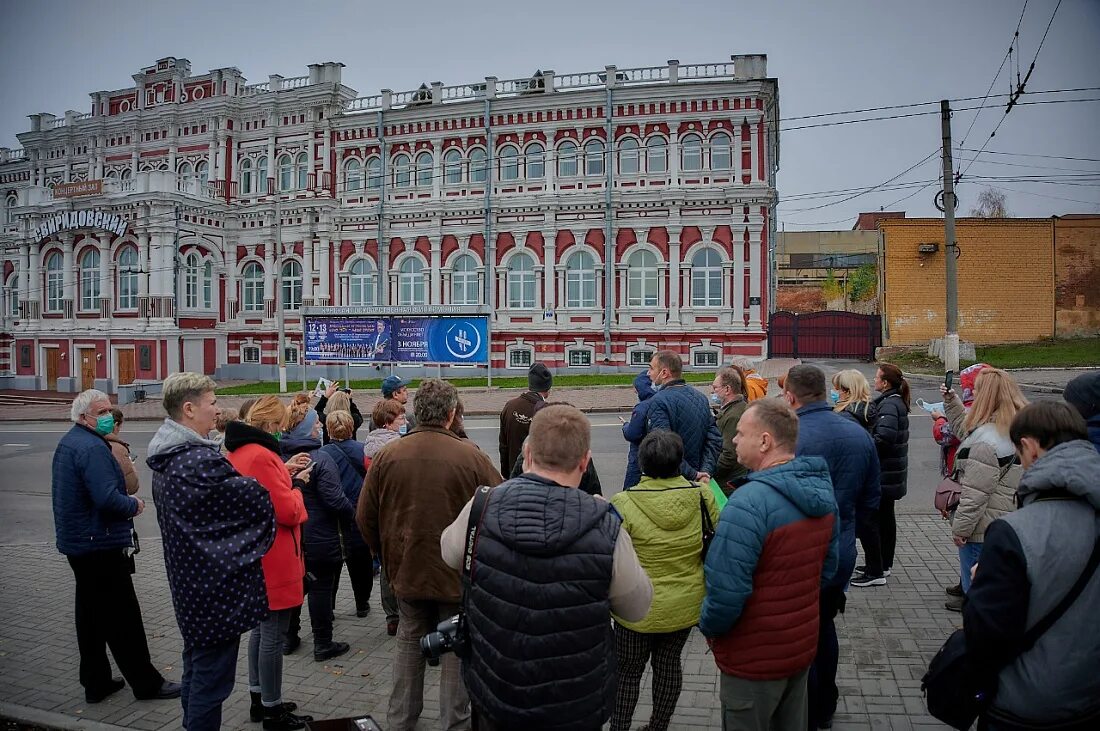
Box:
[104,407,139,495]
[941,368,1027,611]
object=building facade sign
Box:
[34,210,128,241]
[53,180,103,198]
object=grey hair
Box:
[413,378,458,427]
[163,372,218,420]
[71,389,109,423]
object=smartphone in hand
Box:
[945,371,954,392]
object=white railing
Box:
[73,112,93,121]
[347,95,382,112]
[440,83,481,102]
[681,62,734,80]
[553,71,604,90]
[47,118,67,129]
[7,149,26,161]
[497,77,536,96]
[619,65,670,84]
[241,82,270,95]
[390,89,420,107]
[282,76,310,89]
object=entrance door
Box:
[80,349,95,392]
[117,350,136,386]
[45,348,60,391]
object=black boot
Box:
[250,693,299,723]
[262,704,313,730]
[314,641,350,662]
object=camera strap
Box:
[462,485,493,584]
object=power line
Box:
[780,151,939,212]
[957,147,1100,163]
[957,0,1028,150]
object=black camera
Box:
[419,613,467,666]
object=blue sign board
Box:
[304,315,489,364]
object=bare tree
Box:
[969,187,1009,218]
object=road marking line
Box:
[2,443,31,447]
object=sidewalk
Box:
[0,510,959,730]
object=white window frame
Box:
[398,257,426,306]
[348,258,376,306]
[256,157,268,192]
[5,273,18,317]
[443,149,463,184]
[450,253,479,305]
[584,139,605,177]
[557,141,578,178]
[566,348,593,368]
[692,350,720,368]
[565,250,597,309]
[241,262,265,312]
[5,194,17,224]
[710,132,732,171]
[79,248,100,311]
[345,158,363,192]
[507,345,534,370]
[278,154,294,191]
[524,143,545,179]
[414,151,433,187]
[366,157,382,189]
[295,153,308,190]
[691,248,723,308]
[242,344,261,363]
[393,154,411,188]
[117,247,139,310]
[281,260,302,311]
[239,158,253,195]
[468,148,487,184]
[626,249,659,307]
[681,134,703,172]
[646,137,668,173]
[506,253,536,309]
[498,145,519,181]
[629,348,655,367]
[618,137,640,175]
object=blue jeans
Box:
[248,608,293,706]
[960,541,983,594]
[181,636,240,731]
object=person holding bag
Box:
[941,368,1026,612]
[608,430,720,731]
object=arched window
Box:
[257,156,269,192]
[278,154,294,191]
[281,260,302,311]
[242,262,264,312]
[469,148,487,183]
[239,158,253,194]
[348,259,376,306]
[443,149,463,184]
[525,143,545,179]
[295,153,308,190]
[6,193,18,224]
[117,247,138,310]
[681,134,703,172]
[196,160,210,186]
[450,253,479,305]
[499,145,519,181]
[45,251,63,312]
[393,154,411,188]
[184,252,213,309]
[566,250,596,308]
[711,132,732,170]
[345,159,362,192]
[557,141,578,178]
[691,248,722,307]
[105,170,118,180]
[584,139,605,176]
[506,253,536,309]
[398,258,425,305]
[618,138,640,175]
[6,273,19,316]
[627,249,658,307]
[415,152,433,187]
[178,161,193,181]
[120,168,131,181]
[366,157,382,189]
[646,137,667,173]
[79,248,100,311]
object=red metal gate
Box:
[768,311,881,361]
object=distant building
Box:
[775,229,879,284]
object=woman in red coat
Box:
[226,395,313,731]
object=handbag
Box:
[922,531,1100,729]
[934,475,963,513]
[700,495,715,560]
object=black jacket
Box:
[839,400,877,432]
[315,395,364,445]
[279,433,354,563]
[508,452,603,497]
[872,390,909,500]
[464,474,620,729]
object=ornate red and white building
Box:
[0,55,778,393]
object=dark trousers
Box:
[473,706,600,731]
[611,623,692,731]
[305,557,342,647]
[181,636,240,731]
[808,587,845,729]
[343,546,375,612]
[67,550,164,697]
[859,499,897,575]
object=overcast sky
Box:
[1,0,1097,227]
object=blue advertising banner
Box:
[304,315,488,364]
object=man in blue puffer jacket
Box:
[646,351,722,482]
[622,370,656,488]
[53,389,179,704]
[784,365,880,730]
[1064,370,1100,453]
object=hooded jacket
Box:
[147,418,275,647]
[226,421,307,611]
[279,432,353,564]
[964,440,1100,727]
[52,423,140,556]
[872,389,910,500]
[838,400,876,432]
[646,379,723,481]
[700,456,839,681]
[362,425,401,459]
[611,475,720,632]
[319,438,371,553]
[945,412,1020,543]
[498,391,543,475]
[622,371,656,488]
[314,394,364,445]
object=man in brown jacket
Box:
[357,378,503,731]
[498,362,552,474]
[712,366,749,493]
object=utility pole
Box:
[275,194,287,393]
[940,99,959,375]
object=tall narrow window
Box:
[239,158,253,194]
[398,258,425,305]
[295,153,308,189]
[278,154,293,191]
[349,259,375,305]
[691,248,723,307]
[202,261,212,308]
[469,148,487,183]
[584,139,605,176]
[627,249,658,307]
[178,161,193,182]
[618,138,640,174]
[415,152,433,187]
[393,154,411,188]
[5,193,17,224]
[525,143,545,179]
[557,141,578,177]
[499,146,519,181]
[506,253,536,309]
[711,132,732,170]
[6,273,18,316]
[196,160,210,186]
[566,251,596,308]
[281,260,302,311]
[184,253,201,308]
[242,262,264,311]
[117,247,138,310]
[45,252,63,312]
[79,249,100,311]
[366,157,382,189]
[681,134,703,172]
[646,137,667,173]
[443,149,463,184]
[257,156,269,193]
[345,159,362,191]
[450,254,479,305]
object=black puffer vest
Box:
[463,474,621,729]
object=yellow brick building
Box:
[880,218,1055,345]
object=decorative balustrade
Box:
[553,71,604,91]
[681,62,735,80]
[241,82,270,95]
[282,76,310,89]
[618,65,670,85]
[347,95,382,112]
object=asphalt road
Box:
[0,380,1061,547]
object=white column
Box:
[302,237,314,304]
[21,244,33,315]
[733,125,742,182]
[667,226,681,324]
[266,132,277,194]
[98,234,111,318]
[264,236,276,317]
[207,129,219,184]
[749,118,760,185]
[430,236,442,304]
[542,231,556,316]
[61,234,75,318]
[225,239,239,319]
[317,236,331,304]
[321,121,332,193]
[733,226,746,326]
[307,129,317,192]
[669,132,680,184]
[137,232,150,300]
[748,215,763,328]
[431,142,442,199]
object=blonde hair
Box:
[162,372,218,420]
[326,411,355,441]
[326,391,352,415]
[285,393,312,431]
[246,395,288,434]
[965,368,1028,435]
[832,369,873,412]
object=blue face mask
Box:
[94,413,115,435]
[828,390,841,405]
[398,424,408,435]
[709,393,721,405]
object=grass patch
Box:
[883,337,1099,374]
[216,371,714,396]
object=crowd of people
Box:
[48,357,1100,731]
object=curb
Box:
[0,702,131,731]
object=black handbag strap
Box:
[462,485,493,582]
[1020,528,1100,652]
[700,494,714,534]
